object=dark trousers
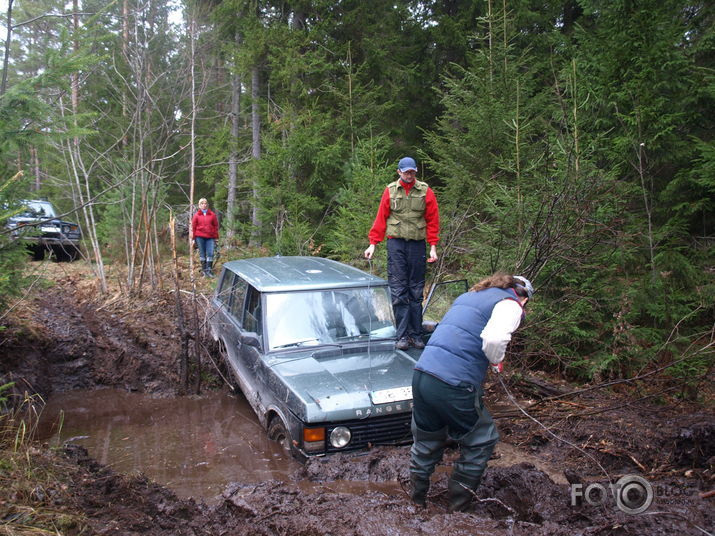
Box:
[387,238,426,340]
[410,370,499,486]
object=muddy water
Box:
[37,389,301,502]
[36,389,566,506]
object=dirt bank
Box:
[1,262,713,535]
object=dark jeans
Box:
[387,238,426,340]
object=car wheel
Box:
[53,246,79,262]
[267,417,292,453]
[66,247,80,261]
[31,245,44,261]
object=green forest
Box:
[1,0,713,389]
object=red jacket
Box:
[368,179,440,245]
[192,209,219,239]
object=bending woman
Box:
[409,272,534,511]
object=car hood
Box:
[269,346,417,418]
[8,216,72,228]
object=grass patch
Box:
[0,392,88,535]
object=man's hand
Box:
[490,362,503,373]
[427,244,438,263]
[364,244,375,259]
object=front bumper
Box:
[27,234,82,248]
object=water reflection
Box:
[37,389,301,503]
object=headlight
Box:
[329,426,351,449]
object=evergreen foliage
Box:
[325,136,394,269]
[1,0,712,388]
[0,43,91,308]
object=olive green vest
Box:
[386,179,428,241]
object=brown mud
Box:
[1,263,713,535]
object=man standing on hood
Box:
[364,157,440,350]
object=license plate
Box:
[370,386,412,405]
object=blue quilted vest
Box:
[414,287,521,388]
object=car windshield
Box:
[20,201,56,219]
[265,287,396,350]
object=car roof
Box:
[221,256,387,292]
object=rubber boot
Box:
[447,395,498,513]
[410,420,448,508]
[410,474,430,507]
[200,260,208,277]
[447,475,481,513]
[206,259,214,277]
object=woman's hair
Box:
[198,198,208,205]
[470,272,529,299]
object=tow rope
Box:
[496,373,714,536]
[495,373,612,483]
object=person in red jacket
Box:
[191,198,219,277]
[364,157,439,350]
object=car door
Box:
[421,279,468,341]
[239,284,269,414]
[220,272,248,375]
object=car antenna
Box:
[365,257,374,419]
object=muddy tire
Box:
[65,247,80,262]
[268,417,292,453]
[53,246,80,262]
[31,245,45,261]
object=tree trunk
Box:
[30,145,40,191]
[249,64,261,246]
[65,0,107,293]
[122,0,129,148]
[1,0,14,96]
[226,31,241,243]
[170,212,189,395]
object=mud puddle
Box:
[37,388,301,502]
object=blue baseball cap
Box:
[398,157,417,172]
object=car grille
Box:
[326,412,412,452]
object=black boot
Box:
[447,476,480,513]
[410,475,430,507]
[206,260,214,277]
[200,260,208,277]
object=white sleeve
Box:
[480,299,523,365]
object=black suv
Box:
[7,200,82,261]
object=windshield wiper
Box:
[272,337,321,349]
[336,333,393,342]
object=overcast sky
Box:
[0,1,186,40]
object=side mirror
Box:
[240,332,262,350]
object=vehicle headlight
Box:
[329,426,351,449]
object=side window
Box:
[229,277,248,325]
[216,271,234,306]
[244,286,262,336]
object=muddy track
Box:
[1,272,183,398]
[1,265,714,535]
